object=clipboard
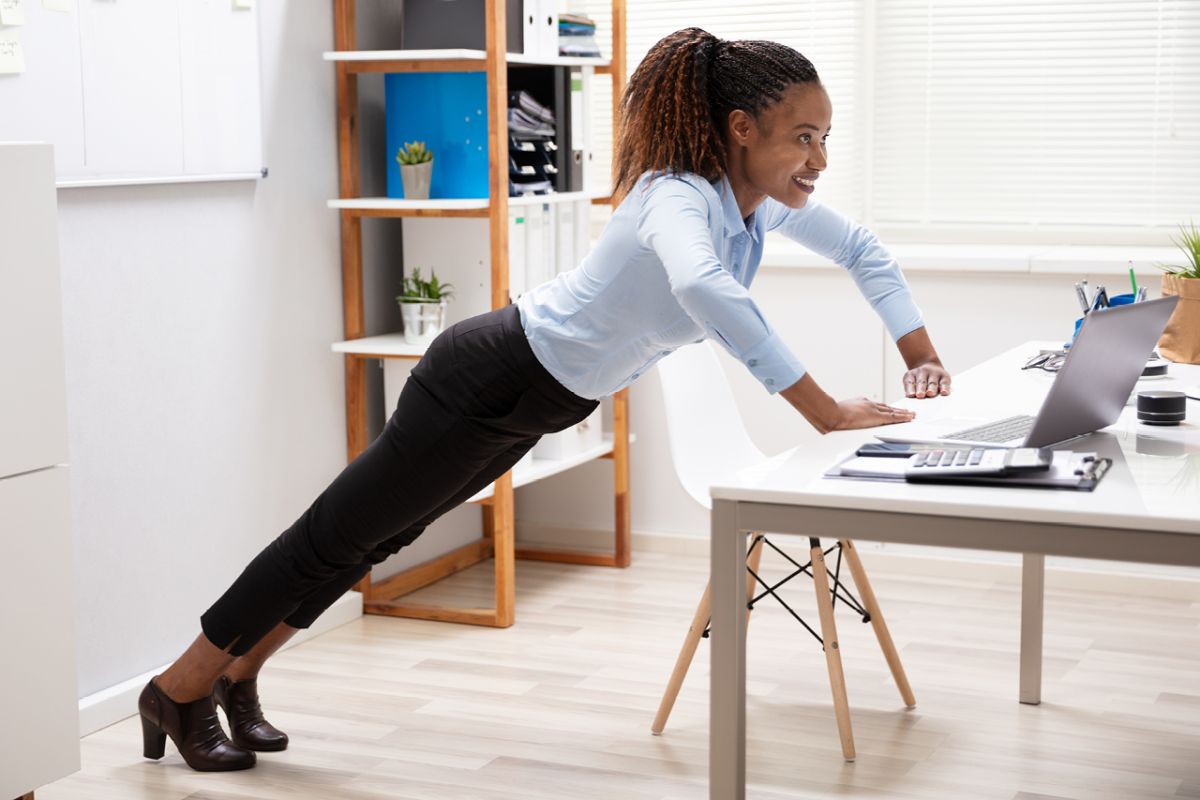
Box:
[825,450,1112,492]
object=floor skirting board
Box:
[76,590,362,736]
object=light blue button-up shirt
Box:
[517,170,924,400]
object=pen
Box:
[1081,278,1090,306]
[1074,283,1090,314]
[1128,262,1138,298]
[1136,286,1148,302]
[1097,286,1109,309]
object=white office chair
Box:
[651,341,916,761]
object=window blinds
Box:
[580,1,1197,236]
[870,0,1200,231]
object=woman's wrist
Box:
[780,373,841,434]
[896,326,943,370]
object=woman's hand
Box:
[903,361,952,399]
[832,397,916,431]
[781,374,918,434]
[896,329,952,399]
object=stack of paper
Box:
[559,12,601,58]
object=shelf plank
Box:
[332,333,425,358]
[327,189,611,217]
[514,547,626,567]
[323,49,610,71]
[510,190,611,207]
[327,197,490,218]
[362,603,503,626]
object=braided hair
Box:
[614,28,821,199]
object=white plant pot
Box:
[399,159,433,200]
[400,299,447,346]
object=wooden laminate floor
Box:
[41,548,1200,800]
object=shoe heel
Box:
[141,715,167,759]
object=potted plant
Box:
[1157,220,1200,364]
[395,141,433,200]
[396,267,453,346]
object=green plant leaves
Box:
[1160,220,1200,280]
[396,267,454,303]
[395,140,433,166]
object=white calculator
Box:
[904,447,1052,480]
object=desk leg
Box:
[710,499,746,800]
[1020,553,1044,705]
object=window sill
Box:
[760,235,1182,278]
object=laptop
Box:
[875,296,1180,449]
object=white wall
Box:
[57,3,355,698]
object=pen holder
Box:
[1071,293,1136,341]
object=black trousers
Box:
[200,304,599,656]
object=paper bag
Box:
[1159,273,1200,364]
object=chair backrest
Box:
[657,341,767,511]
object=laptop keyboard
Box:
[942,414,1036,443]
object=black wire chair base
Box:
[701,535,870,649]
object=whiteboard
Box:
[0,0,264,187]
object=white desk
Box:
[707,342,1200,800]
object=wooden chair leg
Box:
[811,539,856,761]
[839,539,916,708]
[651,533,763,735]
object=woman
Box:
[138,27,952,771]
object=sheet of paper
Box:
[42,0,74,13]
[0,0,25,26]
[0,28,24,74]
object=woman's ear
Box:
[726,109,756,147]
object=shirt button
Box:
[765,378,775,386]
[748,358,758,367]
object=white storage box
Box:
[531,404,603,461]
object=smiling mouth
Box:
[792,176,816,187]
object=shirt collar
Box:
[715,173,759,242]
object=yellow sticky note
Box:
[233,0,252,9]
[0,29,24,74]
[0,0,26,26]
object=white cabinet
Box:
[0,142,79,798]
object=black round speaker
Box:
[1136,390,1186,426]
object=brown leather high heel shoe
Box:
[138,678,256,771]
[213,676,289,752]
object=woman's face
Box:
[730,82,832,209]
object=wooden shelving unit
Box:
[330,0,629,628]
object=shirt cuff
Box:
[874,292,926,342]
[740,332,807,394]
